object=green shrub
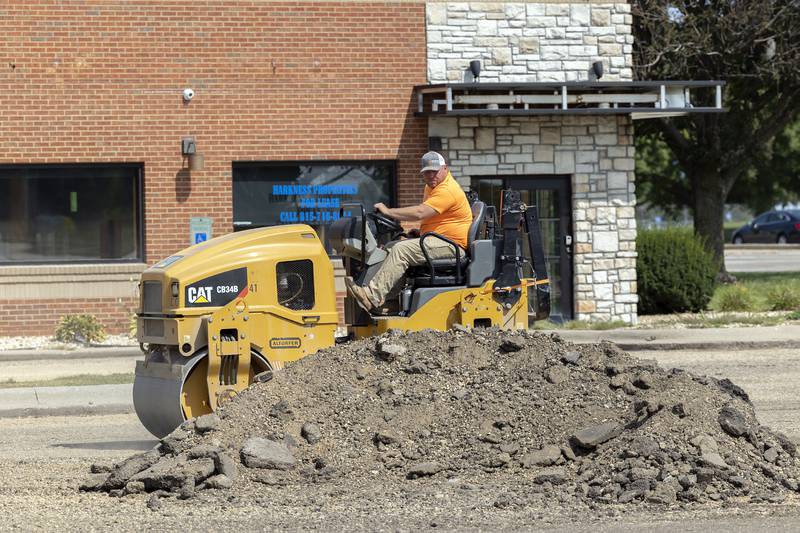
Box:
[787,310,800,321]
[636,228,718,314]
[54,314,107,344]
[766,284,800,311]
[715,284,755,312]
[129,314,138,338]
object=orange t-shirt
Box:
[420,172,472,249]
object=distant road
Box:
[725,245,800,272]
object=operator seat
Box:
[410,201,486,287]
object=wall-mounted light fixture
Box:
[182,137,204,171]
[469,60,481,82]
[592,60,604,80]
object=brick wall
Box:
[0,1,428,335]
[0,297,136,336]
[0,1,428,261]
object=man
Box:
[346,151,472,312]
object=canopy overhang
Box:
[414,81,725,120]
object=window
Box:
[0,164,143,263]
[471,175,573,321]
[232,161,395,251]
[276,260,315,310]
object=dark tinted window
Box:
[0,165,142,263]
[276,260,315,310]
[754,213,770,224]
[233,162,395,251]
[767,213,780,222]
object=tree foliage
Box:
[636,121,800,217]
[632,0,800,273]
[734,120,800,213]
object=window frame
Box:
[0,162,145,265]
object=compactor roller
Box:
[134,225,338,437]
[134,190,549,437]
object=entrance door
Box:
[471,175,573,321]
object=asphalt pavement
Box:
[2,324,800,418]
[552,324,800,350]
[725,244,800,272]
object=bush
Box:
[715,284,755,312]
[766,284,800,311]
[129,314,138,338]
[636,228,718,314]
[54,314,107,344]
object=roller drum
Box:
[133,348,271,438]
[133,351,207,439]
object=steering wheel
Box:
[367,211,403,234]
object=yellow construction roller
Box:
[134,191,549,437]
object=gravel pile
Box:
[84,328,800,510]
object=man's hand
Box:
[374,203,391,216]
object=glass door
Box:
[471,175,573,321]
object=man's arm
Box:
[374,202,437,222]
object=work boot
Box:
[345,277,377,313]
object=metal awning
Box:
[414,81,725,120]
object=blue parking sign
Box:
[189,217,212,245]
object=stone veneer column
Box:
[425,2,638,324]
[429,114,637,324]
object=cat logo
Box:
[187,286,212,304]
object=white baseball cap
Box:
[420,151,446,173]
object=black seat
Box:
[410,201,486,286]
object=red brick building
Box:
[0,1,428,335]
[2,1,724,334]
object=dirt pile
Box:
[85,328,800,509]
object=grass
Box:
[0,373,134,389]
[641,312,790,329]
[530,273,800,331]
[709,272,800,312]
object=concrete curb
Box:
[0,405,134,419]
[0,346,141,362]
[613,340,800,352]
[0,383,134,419]
[541,324,800,352]
[725,244,800,250]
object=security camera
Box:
[182,88,194,102]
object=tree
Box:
[732,119,800,213]
[635,119,800,219]
[632,0,800,276]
